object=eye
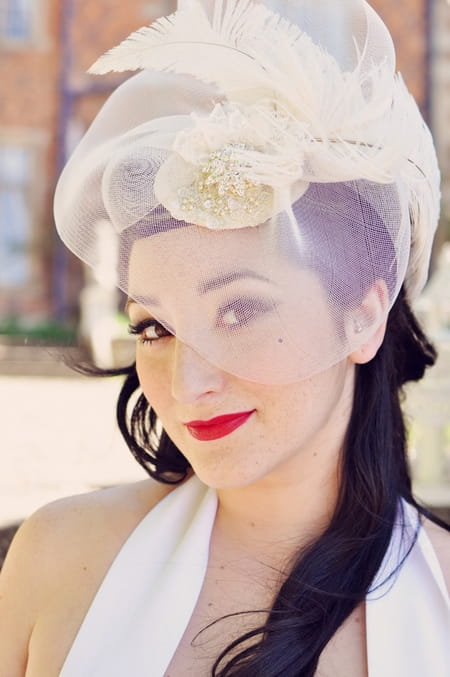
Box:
[216,297,276,330]
[128,319,173,345]
[220,308,241,326]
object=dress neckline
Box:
[60,477,449,676]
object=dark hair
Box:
[101,287,448,676]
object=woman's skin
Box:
[0,328,373,677]
[125,223,387,385]
[0,230,448,675]
[0,320,448,676]
[133,306,376,676]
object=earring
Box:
[353,318,364,334]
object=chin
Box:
[189,457,271,491]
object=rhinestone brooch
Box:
[176,143,272,229]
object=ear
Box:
[347,280,389,365]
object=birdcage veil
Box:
[54,0,440,384]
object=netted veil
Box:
[54,0,440,383]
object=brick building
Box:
[0,0,446,331]
[0,0,175,328]
[0,0,61,322]
[431,0,450,246]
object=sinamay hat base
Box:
[54,0,440,384]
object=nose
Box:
[170,338,226,403]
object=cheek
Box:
[262,386,311,439]
[265,365,350,433]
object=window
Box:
[0,145,32,287]
[270,0,355,69]
[0,0,34,44]
[142,0,176,22]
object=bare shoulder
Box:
[12,478,173,562]
[3,477,176,588]
[422,516,450,594]
[26,477,175,544]
[0,479,176,676]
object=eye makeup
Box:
[216,296,279,330]
[128,318,173,345]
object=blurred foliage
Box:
[0,318,77,344]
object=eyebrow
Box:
[127,269,274,309]
[126,294,160,309]
[197,269,273,294]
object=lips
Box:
[185,410,254,441]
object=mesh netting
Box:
[54,0,440,383]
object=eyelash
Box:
[128,319,173,345]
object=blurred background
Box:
[0,0,449,561]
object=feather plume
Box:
[89,0,440,276]
[88,1,407,162]
[88,0,344,123]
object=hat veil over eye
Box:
[54,0,440,384]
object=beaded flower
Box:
[153,104,307,229]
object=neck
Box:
[214,421,347,564]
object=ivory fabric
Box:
[54,0,441,386]
[59,475,449,676]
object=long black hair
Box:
[88,287,447,676]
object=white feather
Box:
[89,1,272,90]
[89,0,440,282]
[89,1,402,148]
[89,1,341,122]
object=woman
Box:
[0,1,448,675]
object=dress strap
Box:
[60,476,217,676]
[366,501,450,677]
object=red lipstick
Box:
[185,410,254,441]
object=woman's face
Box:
[126,222,351,383]
[126,226,357,489]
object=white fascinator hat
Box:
[54,0,440,384]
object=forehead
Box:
[128,223,276,296]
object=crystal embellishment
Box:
[176,143,273,229]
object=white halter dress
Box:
[60,475,449,676]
